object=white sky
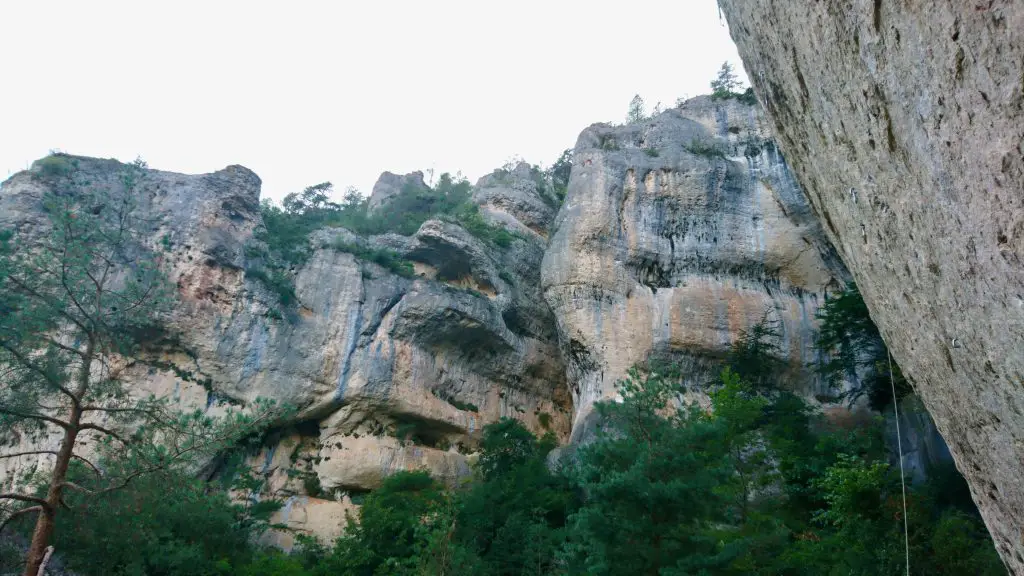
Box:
[0,1,746,202]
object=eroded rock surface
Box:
[541,99,849,441]
[0,157,569,543]
[368,170,426,210]
[719,1,1024,569]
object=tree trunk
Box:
[22,404,80,576]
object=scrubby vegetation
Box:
[550,149,572,202]
[327,239,415,278]
[250,173,521,306]
[685,138,728,158]
[710,61,758,105]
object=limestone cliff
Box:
[718,1,1024,569]
[0,156,569,544]
[541,97,849,441]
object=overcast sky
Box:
[0,1,746,202]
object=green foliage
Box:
[453,419,573,575]
[253,174,518,306]
[49,467,280,576]
[537,411,552,430]
[563,370,733,575]
[442,202,517,248]
[246,265,299,306]
[549,149,573,202]
[685,138,727,158]
[709,62,757,106]
[815,283,912,409]
[498,269,516,285]
[728,313,784,390]
[2,363,1001,576]
[626,94,646,124]
[328,239,415,278]
[319,471,446,575]
[711,61,742,98]
[239,552,313,576]
[736,87,758,105]
[642,146,660,157]
[33,153,75,178]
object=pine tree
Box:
[0,157,278,575]
[626,94,646,124]
[711,61,741,98]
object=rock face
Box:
[368,170,426,210]
[474,163,560,238]
[718,1,1024,569]
[0,156,569,544]
[541,99,849,441]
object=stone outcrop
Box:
[0,157,569,544]
[718,1,1024,569]
[541,99,849,441]
[368,170,426,210]
[474,163,561,238]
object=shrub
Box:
[450,203,517,248]
[643,147,660,157]
[537,411,552,430]
[245,266,297,306]
[329,239,415,278]
[599,134,619,151]
[302,472,323,498]
[34,154,74,178]
[685,139,726,158]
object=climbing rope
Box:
[889,349,910,576]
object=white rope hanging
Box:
[889,349,910,576]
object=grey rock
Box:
[541,103,850,442]
[719,1,1024,567]
[368,170,426,211]
[473,162,557,236]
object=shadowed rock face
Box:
[541,98,849,442]
[0,156,569,544]
[718,1,1024,569]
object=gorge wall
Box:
[0,94,947,548]
[718,1,1024,570]
[542,96,849,441]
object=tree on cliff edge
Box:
[626,94,646,124]
[711,61,741,97]
[0,157,276,576]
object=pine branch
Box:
[78,423,128,443]
[0,406,71,430]
[0,339,80,404]
[0,493,49,508]
[0,505,42,534]
[0,451,101,475]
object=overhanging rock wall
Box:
[719,1,1024,569]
